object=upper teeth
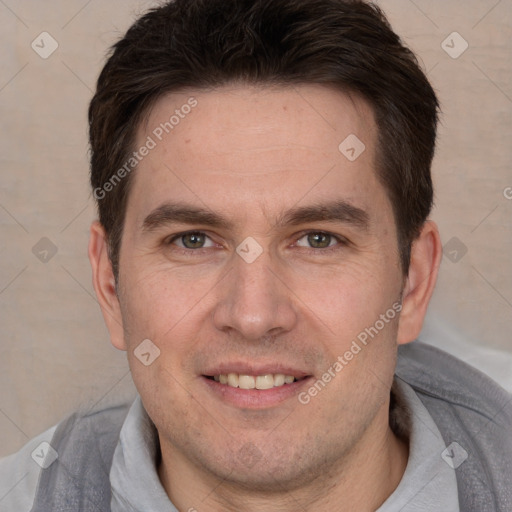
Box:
[214,373,296,389]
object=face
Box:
[107,84,408,489]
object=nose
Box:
[212,250,298,341]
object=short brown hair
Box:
[89,0,439,278]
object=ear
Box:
[397,220,442,345]
[88,221,127,351]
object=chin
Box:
[196,441,333,494]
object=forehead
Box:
[128,84,389,227]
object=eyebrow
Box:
[141,199,369,233]
[142,203,233,232]
[276,200,370,230]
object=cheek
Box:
[118,268,207,412]
[287,263,403,398]
[289,259,400,338]
[119,261,218,342]
[116,265,220,404]
[131,360,213,458]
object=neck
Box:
[157,408,409,512]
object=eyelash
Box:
[165,231,216,254]
[165,230,349,254]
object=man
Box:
[1,0,511,510]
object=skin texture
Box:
[89,84,441,511]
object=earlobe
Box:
[88,221,127,351]
[397,221,442,345]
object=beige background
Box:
[0,0,511,458]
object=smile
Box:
[202,371,312,409]
[210,373,299,389]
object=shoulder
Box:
[396,340,512,423]
[0,400,132,512]
[396,341,512,511]
[0,424,58,512]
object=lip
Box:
[200,374,313,409]
[202,362,310,380]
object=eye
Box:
[170,231,215,249]
[296,232,341,249]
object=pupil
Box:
[308,233,330,248]
[183,233,204,248]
